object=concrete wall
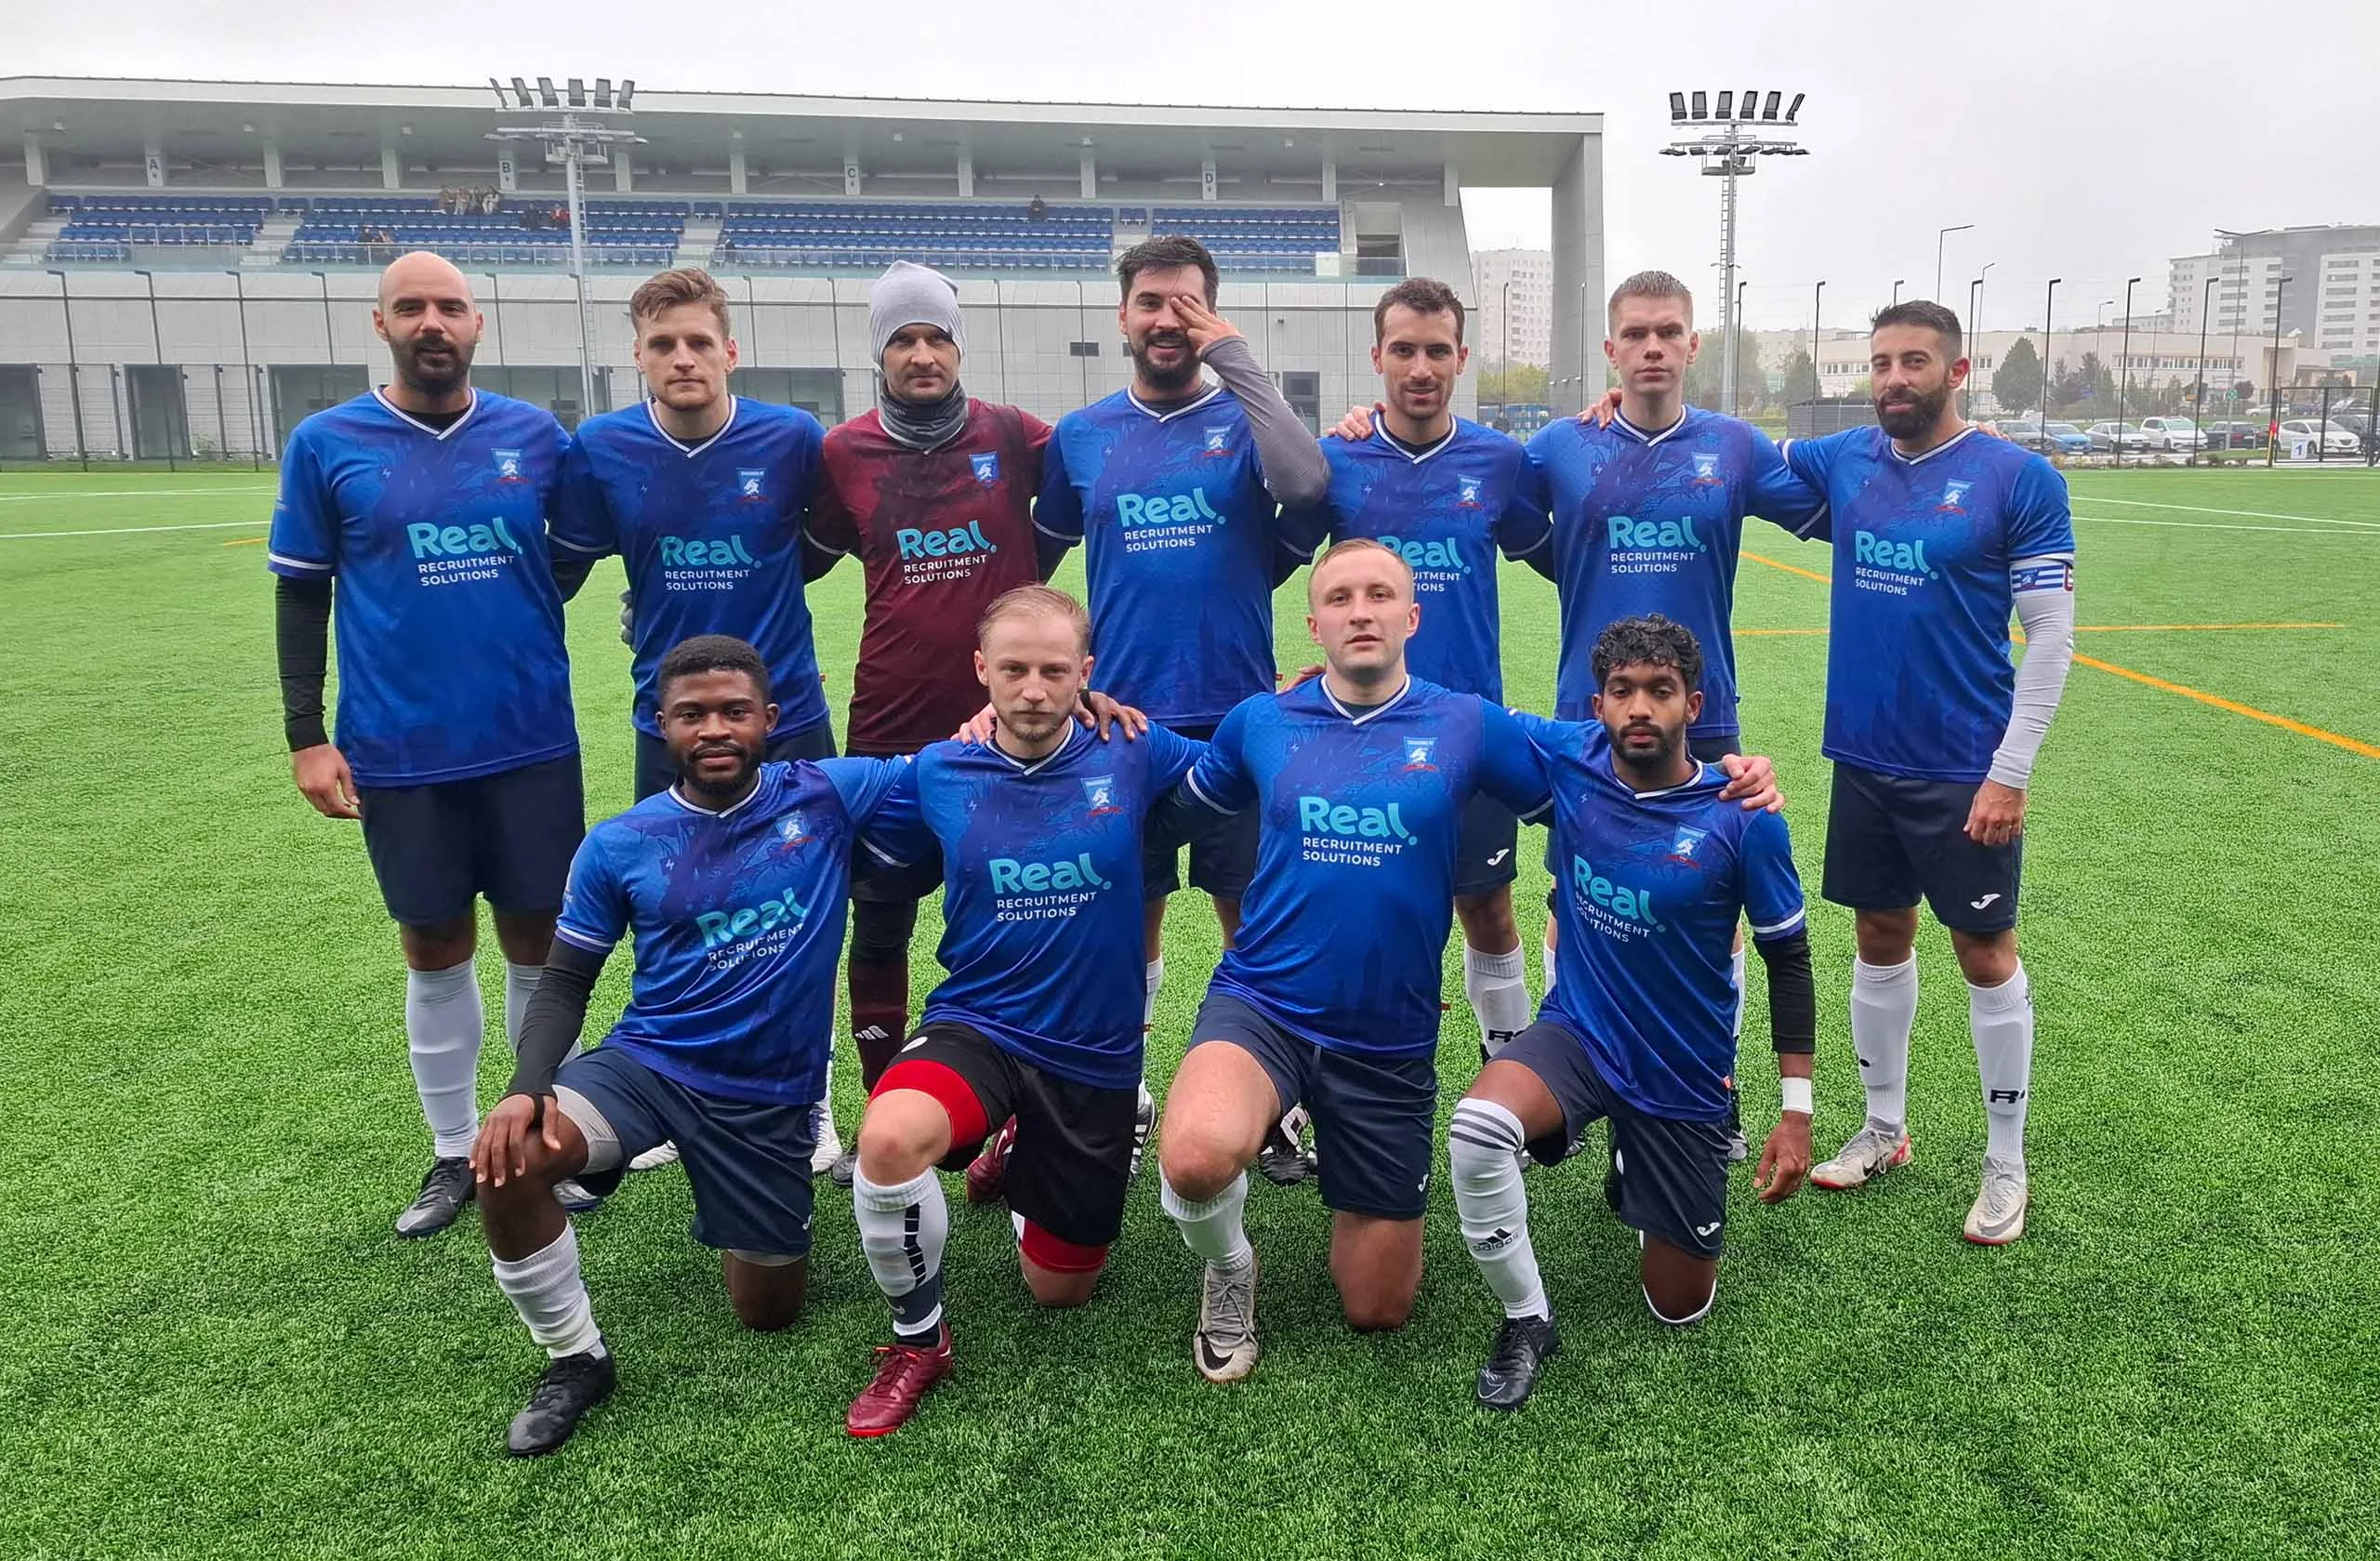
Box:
[1546,134,1606,416]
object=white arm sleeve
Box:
[1990,557,2077,789]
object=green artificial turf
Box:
[2,464,2376,1559]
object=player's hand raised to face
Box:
[1169,292,1243,355]
[1964,778,2027,845]
[1077,691,1147,742]
[472,1092,561,1187]
[1578,388,1622,428]
[1715,752,1784,814]
[1329,404,1382,442]
[1754,1111,1812,1203]
[291,743,362,820]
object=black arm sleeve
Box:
[1268,539,1312,589]
[1521,548,1558,583]
[550,552,598,602]
[274,574,334,751]
[506,940,609,1098]
[1144,781,1225,856]
[1754,930,1817,1054]
[800,534,844,584]
[1036,529,1076,582]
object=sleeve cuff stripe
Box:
[1517,799,1553,822]
[860,839,909,867]
[1752,910,1807,937]
[1031,519,1078,541]
[267,552,332,572]
[549,536,608,555]
[1506,529,1554,558]
[553,925,615,953]
[1183,769,1236,814]
[800,528,849,556]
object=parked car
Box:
[2084,421,2149,453]
[2000,419,2093,456]
[2041,421,2096,456]
[2274,419,2361,456]
[2136,417,2203,452]
[2201,420,2267,450]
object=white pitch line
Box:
[0,485,274,502]
[2078,494,2380,530]
[0,520,269,540]
[2069,512,2377,536]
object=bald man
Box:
[270,250,594,1237]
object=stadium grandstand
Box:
[0,76,1601,461]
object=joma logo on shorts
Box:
[695,889,809,948]
[987,853,1113,893]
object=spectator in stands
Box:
[480,189,500,217]
[1028,195,1048,222]
[522,206,546,232]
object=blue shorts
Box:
[554,1044,818,1261]
[1500,1021,1731,1260]
[357,751,583,926]
[1822,762,2021,933]
[1190,990,1437,1221]
[632,722,836,803]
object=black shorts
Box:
[1143,721,1258,902]
[876,1022,1137,1263]
[357,751,584,927]
[1548,733,1742,909]
[1823,761,2021,933]
[1500,1021,1730,1260]
[1453,791,1520,900]
[632,722,836,803]
[555,1044,818,1261]
[1191,990,1437,1221]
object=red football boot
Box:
[846,1323,954,1438]
[964,1116,1018,1205]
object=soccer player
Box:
[1783,301,2077,1245]
[468,635,909,1456]
[1035,234,1331,1099]
[1448,615,1815,1409]
[1292,276,1553,1061]
[804,262,1060,1149]
[270,250,587,1238]
[839,586,1203,1436]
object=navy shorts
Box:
[1823,761,2021,933]
[357,751,584,927]
[1191,990,1436,1221]
[555,1044,818,1261]
[1144,721,1259,902]
[1453,791,1520,900]
[1501,1020,1730,1260]
[632,722,836,803]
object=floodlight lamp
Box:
[1669,91,1687,121]
[1739,86,1758,119]
[618,80,635,110]
[536,76,558,108]
[1691,90,1707,118]
[567,78,586,107]
[1763,90,1781,120]
[1785,92,1805,123]
[1715,90,1734,119]
[488,76,505,101]
[511,76,532,109]
[595,77,612,108]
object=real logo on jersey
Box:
[1116,487,1225,527]
[988,853,1114,893]
[659,533,760,567]
[1401,737,1438,772]
[494,448,525,483]
[1457,475,1484,508]
[1668,826,1709,863]
[408,516,526,560]
[895,519,999,560]
[1607,515,1707,551]
[1570,854,1659,927]
[1202,427,1231,456]
[1083,774,1124,816]
[696,885,811,948]
[971,451,1001,486]
[737,468,768,502]
[1299,795,1418,843]
[1939,480,1973,512]
[1377,535,1472,575]
[1691,452,1722,485]
[1854,530,1935,576]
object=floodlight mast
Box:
[487,75,644,424]
[1660,89,1808,416]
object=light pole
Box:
[2268,273,2292,468]
[1892,278,1906,305]
[489,74,641,426]
[1579,280,1591,413]
[46,268,89,470]
[313,270,337,373]
[1501,279,1514,417]
[2190,272,2215,465]
[134,269,177,470]
[1809,280,1825,400]
[1967,262,1992,419]
[230,269,260,469]
[2041,277,2061,421]
[1733,277,1749,415]
[1661,88,1810,424]
[1936,224,1973,302]
[2115,275,2141,467]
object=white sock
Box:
[1969,961,2034,1173]
[1448,1098,1549,1319]
[1144,957,1165,1031]
[1540,928,1558,995]
[406,959,484,1160]
[853,1166,949,1340]
[1462,942,1530,1055]
[491,1224,604,1358]
[1729,944,1749,1043]
[502,960,541,1055]
[813,1053,842,1149]
[1160,1170,1252,1271]
[1850,955,1918,1133]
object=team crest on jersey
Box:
[737,469,768,502]
[1691,452,1722,484]
[776,812,813,849]
[971,451,1001,486]
[1083,774,1124,816]
[494,449,525,482]
[1401,737,1438,772]
[1202,427,1232,456]
[1668,825,1710,864]
[1457,475,1484,508]
[1939,480,1972,512]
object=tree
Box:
[1991,336,2044,417]
[1736,331,1765,414]
[1780,349,1818,405]
[1476,362,1548,405]
[1683,347,1721,412]
[2045,357,2072,415]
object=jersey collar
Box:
[646,394,738,457]
[1370,422,1458,464]
[1888,424,1977,466]
[665,763,774,818]
[373,386,478,440]
[1126,383,1226,423]
[1612,407,1690,447]
[987,720,1078,774]
[1604,752,1712,800]
[1319,675,1413,726]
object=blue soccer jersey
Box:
[1181,678,1551,1056]
[1288,419,1551,702]
[1527,407,1827,734]
[553,758,908,1106]
[1516,712,1808,1122]
[1783,426,2076,783]
[266,389,575,787]
[864,722,1207,1091]
[1036,387,1309,726]
[550,397,832,741]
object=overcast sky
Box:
[17,0,2377,331]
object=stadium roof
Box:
[0,78,1599,189]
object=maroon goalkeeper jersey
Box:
[813,400,1052,755]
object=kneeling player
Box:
[840,586,1201,1435]
[1448,615,1816,1409]
[469,636,906,1455]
